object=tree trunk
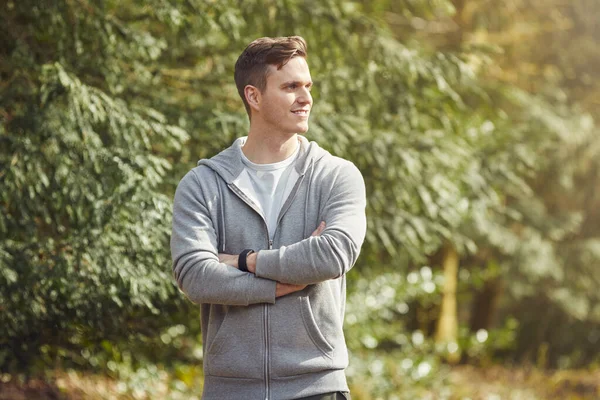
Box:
[435,243,460,363]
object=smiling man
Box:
[170,36,366,400]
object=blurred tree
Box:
[352,0,600,367]
[373,0,600,365]
[0,0,189,372]
[449,1,600,365]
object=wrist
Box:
[247,252,257,274]
[238,249,254,272]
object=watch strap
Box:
[238,249,255,272]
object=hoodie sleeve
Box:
[255,161,367,285]
[171,170,277,305]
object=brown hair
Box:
[234,36,308,117]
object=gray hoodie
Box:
[171,136,366,400]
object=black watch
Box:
[238,249,255,272]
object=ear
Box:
[244,85,261,113]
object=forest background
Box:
[1,0,599,399]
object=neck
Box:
[242,125,299,164]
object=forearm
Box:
[205,163,367,286]
[173,254,276,305]
[219,253,307,298]
[253,231,363,285]
[171,170,277,306]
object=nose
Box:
[297,87,312,106]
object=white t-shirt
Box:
[235,144,300,240]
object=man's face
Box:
[257,56,313,136]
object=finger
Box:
[218,253,236,267]
[316,221,326,235]
[311,221,326,236]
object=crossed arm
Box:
[171,163,366,306]
[218,221,327,298]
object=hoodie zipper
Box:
[227,184,272,399]
[264,239,273,400]
[226,180,306,400]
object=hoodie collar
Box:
[198,135,328,184]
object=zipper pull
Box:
[268,240,273,249]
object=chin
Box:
[296,124,309,133]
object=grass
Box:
[1,365,599,400]
[447,365,600,400]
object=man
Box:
[170,36,366,400]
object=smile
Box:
[292,110,310,116]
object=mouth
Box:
[291,109,310,117]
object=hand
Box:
[275,282,307,297]
[312,221,326,236]
[218,253,238,268]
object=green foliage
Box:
[0,0,189,372]
[344,268,450,398]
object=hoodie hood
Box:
[198,135,328,183]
